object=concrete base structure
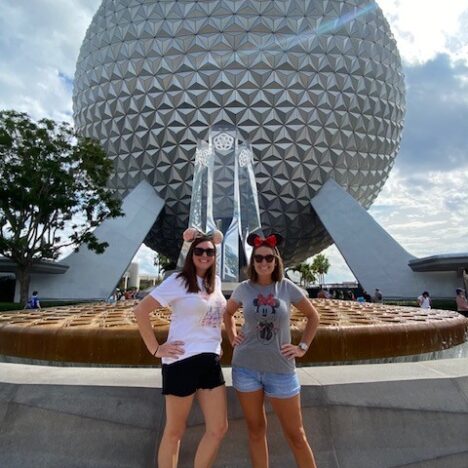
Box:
[22,180,165,301]
[311,179,465,298]
[1,359,467,468]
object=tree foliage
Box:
[287,262,317,288]
[286,254,331,288]
[310,253,331,285]
[0,110,122,302]
[154,252,174,277]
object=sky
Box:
[1,0,467,283]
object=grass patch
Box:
[0,302,23,312]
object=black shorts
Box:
[162,353,225,397]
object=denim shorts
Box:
[232,366,300,399]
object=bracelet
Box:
[153,344,159,357]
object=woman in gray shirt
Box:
[224,233,320,468]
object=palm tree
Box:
[311,254,330,286]
[287,262,317,288]
[153,252,173,278]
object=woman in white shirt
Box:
[134,229,227,468]
[418,291,432,309]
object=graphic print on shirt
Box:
[253,293,280,344]
[200,298,225,328]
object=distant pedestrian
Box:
[25,290,41,309]
[115,288,124,300]
[363,290,372,302]
[373,288,383,304]
[418,291,432,309]
[107,290,118,304]
[124,289,133,300]
[317,287,327,299]
[345,290,355,301]
[455,288,468,316]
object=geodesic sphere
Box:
[73,0,405,265]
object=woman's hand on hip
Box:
[280,343,306,359]
[155,341,185,359]
[232,332,244,347]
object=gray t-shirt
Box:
[230,278,306,374]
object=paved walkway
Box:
[1,359,467,467]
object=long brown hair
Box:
[177,236,217,294]
[247,246,284,283]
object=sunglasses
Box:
[253,254,275,263]
[193,247,216,257]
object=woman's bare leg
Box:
[158,394,195,468]
[237,389,269,468]
[194,385,228,468]
[269,394,317,468]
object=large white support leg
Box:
[311,179,458,298]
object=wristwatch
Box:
[298,342,309,352]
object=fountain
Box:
[1,300,466,365]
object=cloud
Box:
[133,244,160,276]
[0,0,96,121]
[378,0,468,64]
[396,54,468,173]
[369,167,468,257]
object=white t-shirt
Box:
[418,295,431,309]
[150,273,226,365]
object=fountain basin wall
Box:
[0,300,466,365]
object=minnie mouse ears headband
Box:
[183,227,224,245]
[247,233,283,248]
[183,229,281,248]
